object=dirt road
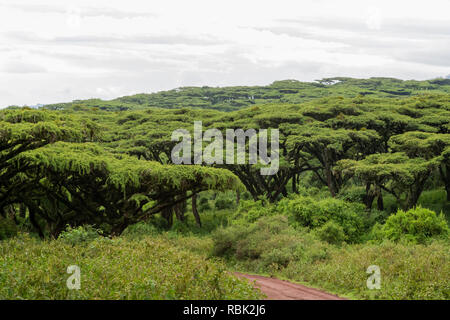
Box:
[235,272,347,300]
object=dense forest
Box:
[1,77,449,300]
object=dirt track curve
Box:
[235,272,347,300]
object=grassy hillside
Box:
[42,77,450,112]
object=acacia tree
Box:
[0,109,98,229]
[286,125,381,197]
[213,107,307,202]
[12,142,244,236]
[337,152,440,209]
[389,131,450,201]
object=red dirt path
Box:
[235,272,347,300]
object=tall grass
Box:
[282,241,449,300]
[0,233,261,300]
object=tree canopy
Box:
[2,78,449,237]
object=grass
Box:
[0,233,261,300]
[280,240,450,300]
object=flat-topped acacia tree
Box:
[0,110,99,231]
[389,131,450,203]
[337,152,442,210]
[12,142,243,236]
[286,124,382,197]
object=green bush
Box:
[277,195,366,242]
[381,207,448,243]
[212,215,331,271]
[0,217,17,240]
[58,225,103,245]
[198,196,212,211]
[241,191,252,200]
[214,198,235,210]
[315,221,347,245]
[211,224,249,258]
[232,199,274,224]
[122,222,159,239]
[157,209,231,236]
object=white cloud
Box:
[0,0,449,107]
[2,61,47,74]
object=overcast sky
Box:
[0,0,449,107]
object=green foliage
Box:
[44,77,450,112]
[198,196,212,211]
[0,217,17,240]
[4,140,244,236]
[234,199,273,223]
[0,234,261,300]
[277,195,366,243]
[214,193,236,210]
[315,221,347,244]
[120,222,161,239]
[337,186,366,203]
[210,209,449,299]
[212,215,330,272]
[380,207,448,243]
[1,79,449,302]
[4,80,448,238]
[283,240,450,300]
[417,189,450,222]
[58,225,103,245]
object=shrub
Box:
[122,222,159,239]
[315,221,347,245]
[381,206,448,243]
[212,215,331,271]
[214,196,235,210]
[232,199,273,224]
[211,224,249,258]
[277,196,366,242]
[241,191,252,200]
[198,196,212,211]
[58,225,103,245]
[260,247,293,269]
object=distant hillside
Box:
[44,77,450,112]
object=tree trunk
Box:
[325,168,336,197]
[292,174,298,194]
[323,150,339,197]
[406,186,422,209]
[364,183,374,209]
[377,193,384,211]
[174,194,187,222]
[191,193,202,227]
[29,210,44,238]
[161,207,173,228]
[442,164,450,201]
